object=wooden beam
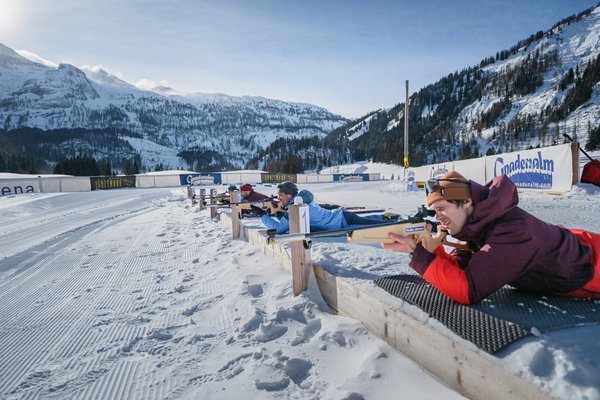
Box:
[230,189,241,239]
[571,141,580,185]
[209,189,217,219]
[288,202,311,296]
[198,188,206,211]
[311,266,553,400]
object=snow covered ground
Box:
[1,179,600,399]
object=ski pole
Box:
[563,133,600,164]
[563,133,600,172]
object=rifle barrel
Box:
[267,217,431,243]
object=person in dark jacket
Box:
[259,181,397,234]
[240,183,271,202]
[383,170,600,304]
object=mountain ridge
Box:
[0,43,347,171]
[3,4,600,174]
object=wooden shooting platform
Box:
[216,209,555,400]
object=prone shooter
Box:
[266,205,469,251]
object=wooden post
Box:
[210,188,217,219]
[230,189,241,239]
[188,185,196,205]
[571,141,580,185]
[288,199,311,296]
[403,80,410,170]
[198,188,206,211]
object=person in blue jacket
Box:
[258,181,397,234]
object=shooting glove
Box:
[250,205,267,217]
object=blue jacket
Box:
[260,190,347,234]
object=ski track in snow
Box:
[1,188,460,400]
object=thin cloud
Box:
[135,78,171,91]
[16,49,58,68]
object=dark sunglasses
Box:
[425,178,471,195]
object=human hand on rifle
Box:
[264,199,283,215]
[383,223,436,253]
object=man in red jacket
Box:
[383,171,600,304]
[240,183,271,202]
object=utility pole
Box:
[403,80,409,169]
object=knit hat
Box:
[426,171,472,207]
[240,183,253,192]
[277,181,298,195]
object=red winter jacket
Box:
[409,175,597,304]
[243,190,272,202]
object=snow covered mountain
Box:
[3,4,600,173]
[323,4,600,167]
[0,43,347,171]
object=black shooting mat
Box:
[374,274,600,354]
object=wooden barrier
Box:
[216,211,555,400]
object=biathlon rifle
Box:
[193,192,230,206]
[266,205,470,251]
[207,197,285,215]
[207,192,231,203]
[237,198,284,215]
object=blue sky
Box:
[1,0,598,118]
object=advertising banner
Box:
[180,173,222,186]
[332,174,370,182]
[90,176,136,190]
[426,162,454,179]
[485,143,573,192]
[261,173,297,184]
[0,178,39,196]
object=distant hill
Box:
[0,43,347,172]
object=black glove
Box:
[250,205,267,217]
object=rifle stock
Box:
[236,200,283,214]
[348,221,469,251]
[210,199,283,215]
[348,221,428,243]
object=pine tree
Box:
[585,125,600,151]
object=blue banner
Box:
[333,174,370,182]
[180,173,222,186]
[492,151,554,189]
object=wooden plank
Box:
[243,223,292,272]
[221,212,555,400]
[571,141,580,185]
[312,265,554,400]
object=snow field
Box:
[0,189,464,399]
